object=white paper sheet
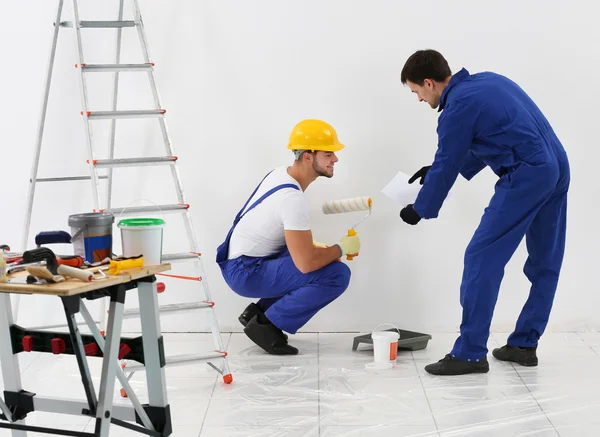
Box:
[381,170,422,207]
[380,170,453,207]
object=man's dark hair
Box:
[401,49,452,85]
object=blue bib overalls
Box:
[216,171,351,334]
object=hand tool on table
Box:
[8,248,94,284]
[1,245,25,265]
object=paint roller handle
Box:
[346,229,358,260]
[336,229,360,261]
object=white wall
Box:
[2,0,598,335]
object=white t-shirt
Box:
[227,166,311,259]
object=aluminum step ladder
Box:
[18,0,232,385]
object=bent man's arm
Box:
[285,230,341,274]
[413,100,482,219]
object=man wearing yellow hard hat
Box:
[215,119,360,355]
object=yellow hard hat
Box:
[287,119,345,153]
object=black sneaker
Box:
[492,345,538,366]
[239,303,288,340]
[424,354,489,375]
[243,314,298,355]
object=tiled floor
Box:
[1,331,599,436]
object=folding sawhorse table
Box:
[0,264,173,437]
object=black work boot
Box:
[239,303,288,340]
[492,345,538,366]
[425,354,489,375]
[238,303,261,326]
[243,314,298,355]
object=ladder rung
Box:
[82,109,166,120]
[123,302,214,319]
[80,63,154,73]
[161,253,201,262]
[37,175,109,182]
[105,204,189,216]
[60,20,136,28]
[89,157,178,168]
[123,352,227,373]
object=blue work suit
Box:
[413,68,570,362]
[216,171,351,334]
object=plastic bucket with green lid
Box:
[117,218,165,266]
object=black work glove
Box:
[400,204,421,225]
[408,166,432,185]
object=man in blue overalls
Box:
[399,50,570,375]
[216,119,360,355]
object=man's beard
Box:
[312,161,332,178]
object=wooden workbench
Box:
[0,264,170,296]
[0,263,174,437]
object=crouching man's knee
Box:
[325,261,351,296]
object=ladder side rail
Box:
[21,0,66,253]
[15,0,67,323]
[130,1,222,334]
[71,0,102,211]
[105,0,126,211]
[130,2,192,210]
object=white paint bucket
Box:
[117,218,165,266]
[366,323,400,370]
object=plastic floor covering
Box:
[1,331,599,436]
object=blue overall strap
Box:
[215,173,299,264]
[234,170,274,222]
[238,183,299,222]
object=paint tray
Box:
[352,329,432,352]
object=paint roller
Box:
[321,196,372,260]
